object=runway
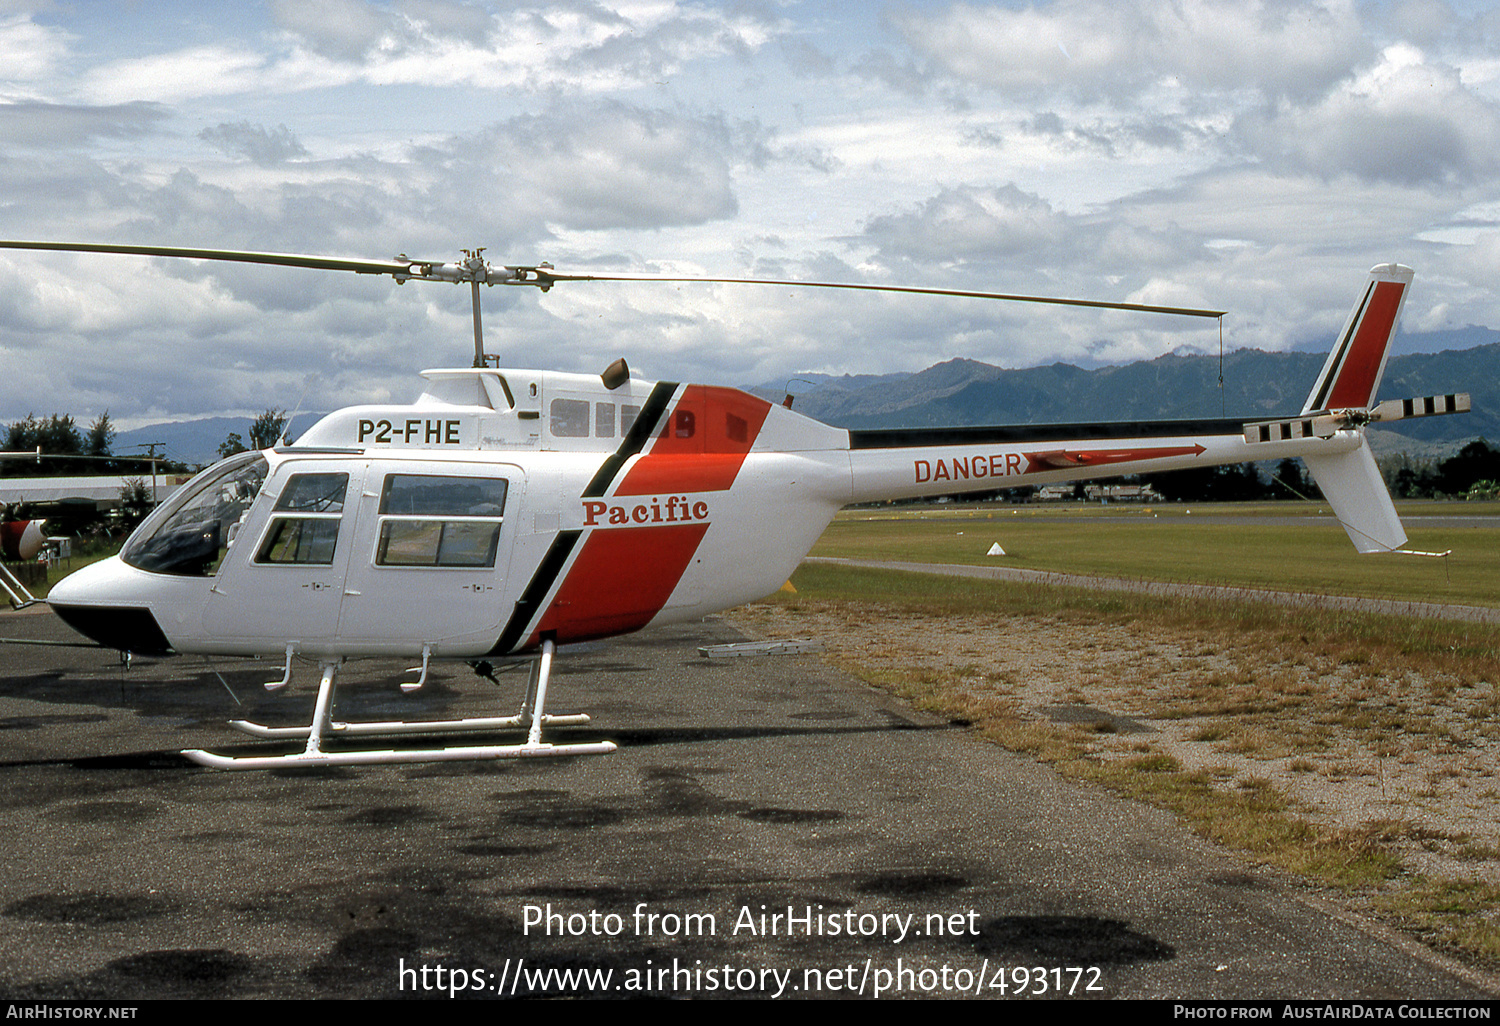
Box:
[0,606,1493,999]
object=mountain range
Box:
[750,343,1497,462]
[110,343,1495,468]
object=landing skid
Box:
[181,639,616,769]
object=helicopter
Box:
[0,241,1471,769]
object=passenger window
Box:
[674,409,695,438]
[621,404,640,435]
[380,475,506,515]
[596,402,615,439]
[375,474,507,568]
[255,472,348,565]
[550,398,590,437]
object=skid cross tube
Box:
[181,639,615,769]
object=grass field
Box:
[739,556,1500,965]
[814,500,1500,608]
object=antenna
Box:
[278,376,318,447]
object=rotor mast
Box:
[464,249,486,368]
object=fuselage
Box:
[47,365,1354,660]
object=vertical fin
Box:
[1300,263,1415,553]
[1302,263,1413,413]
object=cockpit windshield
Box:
[122,452,269,576]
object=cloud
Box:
[269,0,396,61]
[0,101,168,148]
[0,94,779,421]
[1381,0,1460,48]
[0,11,71,83]
[200,122,310,165]
[396,0,495,46]
[413,102,755,233]
[78,45,277,104]
[0,153,142,232]
[66,0,786,103]
[895,0,1370,103]
[861,184,1078,262]
[4,3,1500,424]
[1232,44,1500,185]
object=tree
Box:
[218,432,247,459]
[35,414,82,456]
[1270,458,1318,500]
[1435,440,1500,497]
[1141,462,1275,502]
[118,477,153,529]
[249,409,288,450]
[3,413,82,476]
[85,412,115,458]
[218,408,287,458]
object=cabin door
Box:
[336,460,523,650]
[203,460,363,644]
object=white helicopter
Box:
[0,241,1470,770]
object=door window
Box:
[254,473,348,565]
[374,474,507,568]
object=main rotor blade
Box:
[0,240,415,277]
[0,240,1226,318]
[528,269,1226,319]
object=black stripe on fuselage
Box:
[848,417,1248,450]
[582,381,679,498]
[489,530,581,656]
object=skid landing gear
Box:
[181,639,616,769]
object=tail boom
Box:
[845,420,1361,506]
[831,262,1457,557]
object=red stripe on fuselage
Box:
[614,453,749,496]
[526,386,772,647]
[1325,281,1404,409]
[530,523,710,646]
[615,385,771,495]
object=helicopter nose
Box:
[46,556,174,655]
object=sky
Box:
[1,0,1499,431]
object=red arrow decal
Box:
[1024,444,1206,475]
